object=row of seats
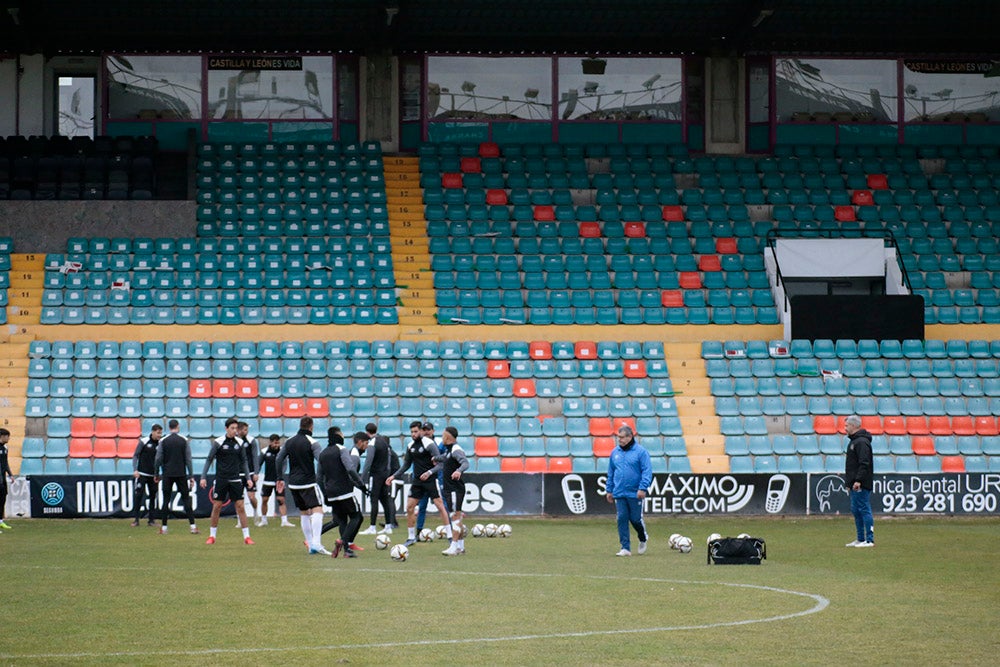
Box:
[714,395,1000,417]
[63,232,390,256]
[417,142,689,159]
[772,143,999,159]
[708,358,1000,380]
[29,338,664,360]
[704,338,1000,360]
[197,140,382,159]
[726,433,1000,457]
[719,414,1000,437]
[38,305,400,326]
[436,305,780,326]
[729,453,982,474]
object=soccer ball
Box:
[676,536,693,553]
[497,523,512,538]
[459,523,468,538]
[435,525,449,539]
[418,528,436,542]
[707,532,722,544]
[375,533,391,550]
[669,533,681,549]
[472,524,485,537]
[737,532,750,539]
[484,523,498,537]
[390,544,409,562]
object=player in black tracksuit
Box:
[435,426,470,556]
[200,417,253,545]
[0,428,14,531]
[154,419,198,534]
[318,431,370,558]
[237,422,261,524]
[275,416,328,554]
[358,422,397,535]
[131,425,162,526]
[259,434,294,527]
[386,420,452,547]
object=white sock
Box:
[311,513,324,546]
[444,525,453,539]
[408,527,416,540]
[459,538,464,550]
[210,526,217,538]
[301,517,313,546]
[242,527,250,539]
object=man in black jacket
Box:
[358,422,397,536]
[154,419,198,535]
[276,417,329,555]
[131,424,162,527]
[318,431,370,558]
[844,414,875,548]
[200,417,253,545]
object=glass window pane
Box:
[107,55,202,119]
[775,58,897,122]
[338,60,358,121]
[557,57,683,121]
[902,61,1000,122]
[207,56,334,120]
[427,56,552,121]
[58,76,95,137]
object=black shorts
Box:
[328,496,361,519]
[260,482,279,498]
[443,484,465,513]
[290,486,322,511]
[212,480,244,504]
[241,476,256,492]
[409,478,439,500]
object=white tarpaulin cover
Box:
[774,238,885,278]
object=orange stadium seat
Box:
[93,438,117,458]
[883,416,906,435]
[715,238,738,254]
[623,360,647,378]
[624,222,645,237]
[71,417,96,438]
[534,205,554,221]
[813,415,839,435]
[911,436,935,456]
[475,437,499,457]
[513,379,536,397]
[478,142,500,158]
[906,416,929,435]
[116,438,136,458]
[486,189,507,205]
[235,379,258,397]
[189,379,211,397]
[679,272,702,289]
[866,174,888,189]
[441,172,462,188]
[592,437,615,457]
[523,457,547,473]
[574,341,597,359]
[928,416,953,435]
[861,415,884,435]
[119,418,142,438]
[661,290,683,307]
[950,416,975,436]
[662,205,684,221]
[500,457,525,473]
[306,398,328,417]
[851,190,874,205]
[460,157,481,173]
[698,255,721,272]
[834,206,856,222]
[589,417,613,436]
[487,360,510,378]
[212,379,235,398]
[94,418,118,438]
[975,417,999,435]
[612,417,637,435]
[69,437,93,458]
[579,221,601,237]
[258,398,282,417]
[548,457,572,473]
[529,341,551,359]
[941,456,966,473]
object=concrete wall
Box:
[0,201,198,253]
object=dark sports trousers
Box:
[329,496,363,545]
[160,477,196,526]
[133,476,158,521]
[369,474,396,526]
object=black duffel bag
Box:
[707,536,766,565]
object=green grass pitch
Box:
[2,515,999,665]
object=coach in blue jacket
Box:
[605,424,653,557]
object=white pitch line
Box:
[1,573,829,661]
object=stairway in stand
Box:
[384,155,437,338]
[666,342,728,473]
[0,253,43,473]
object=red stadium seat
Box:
[500,457,525,473]
[861,415,884,435]
[189,379,211,398]
[906,416,929,435]
[487,360,510,378]
[460,157,481,173]
[306,398,328,417]
[975,416,999,435]
[623,360,647,378]
[116,438,137,458]
[590,417,613,436]
[928,416,953,435]
[478,142,500,158]
[941,456,966,473]
[235,379,258,398]
[883,416,906,435]
[529,341,552,359]
[624,222,645,237]
[813,415,839,435]
[441,172,463,188]
[911,436,935,455]
[851,190,874,205]
[715,238,738,254]
[92,438,117,458]
[579,221,602,237]
[523,457,547,473]
[575,341,597,359]
[950,416,975,436]
[486,189,507,205]
[866,174,888,189]
[69,437,93,458]
[698,255,721,272]
[94,418,118,438]
[71,417,96,438]
[547,457,573,473]
[679,272,702,289]
[534,205,555,221]
[475,437,499,457]
[282,398,306,417]
[119,418,142,439]
[592,437,616,457]
[212,379,235,398]
[612,417,637,435]
[513,379,536,397]
[662,205,684,221]
[834,206,856,222]
[258,398,282,417]
[661,290,683,307]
